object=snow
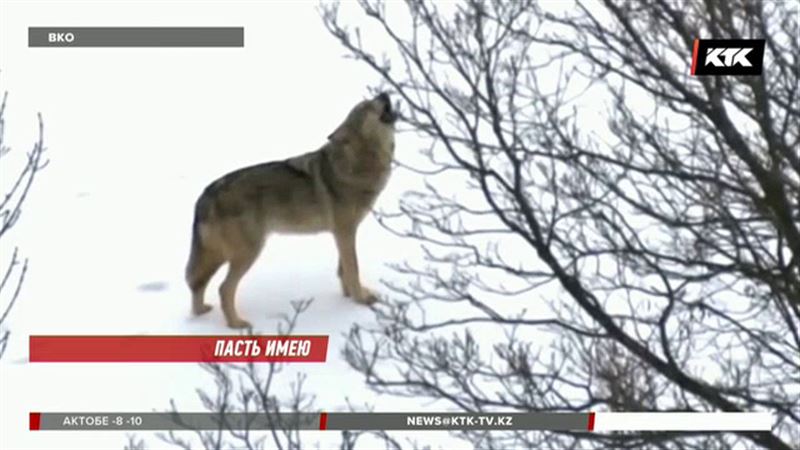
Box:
[0,1,466,448]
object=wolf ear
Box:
[327,121,349,143]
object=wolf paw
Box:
[227,318,253,329]
[193,304,213,315]
[355,287,379,305]
[339,280,351,298]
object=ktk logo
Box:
[691,39,765,75]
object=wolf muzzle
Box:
[377,92,397,124]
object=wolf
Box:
[185,93,397,328]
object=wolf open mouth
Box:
[378,93,397,124]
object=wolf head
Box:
[328,92,397,145]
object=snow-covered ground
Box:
[0,1,464,448]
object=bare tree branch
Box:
[322,1,799,449]
[0,91,47,361]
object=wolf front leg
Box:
[334,226,377,305]
[337,258,351,297]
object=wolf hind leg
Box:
[186,244,225,315]
[218,223,267,329]
[219,247,262,329]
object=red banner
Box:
[29,335,329,363]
